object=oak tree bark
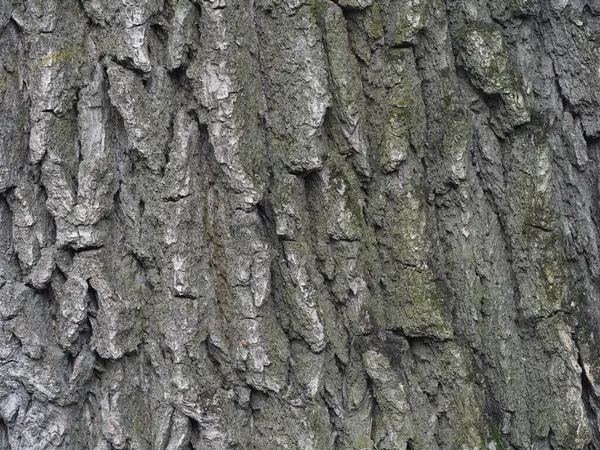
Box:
[1,0,600,448]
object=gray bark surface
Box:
[1,0,600,448]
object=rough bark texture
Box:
[2,0,600,448]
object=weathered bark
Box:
[1,0,600,448]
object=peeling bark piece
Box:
[106,64,168,173]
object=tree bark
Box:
[1,0,600,448]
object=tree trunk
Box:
[1,0,600,448]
